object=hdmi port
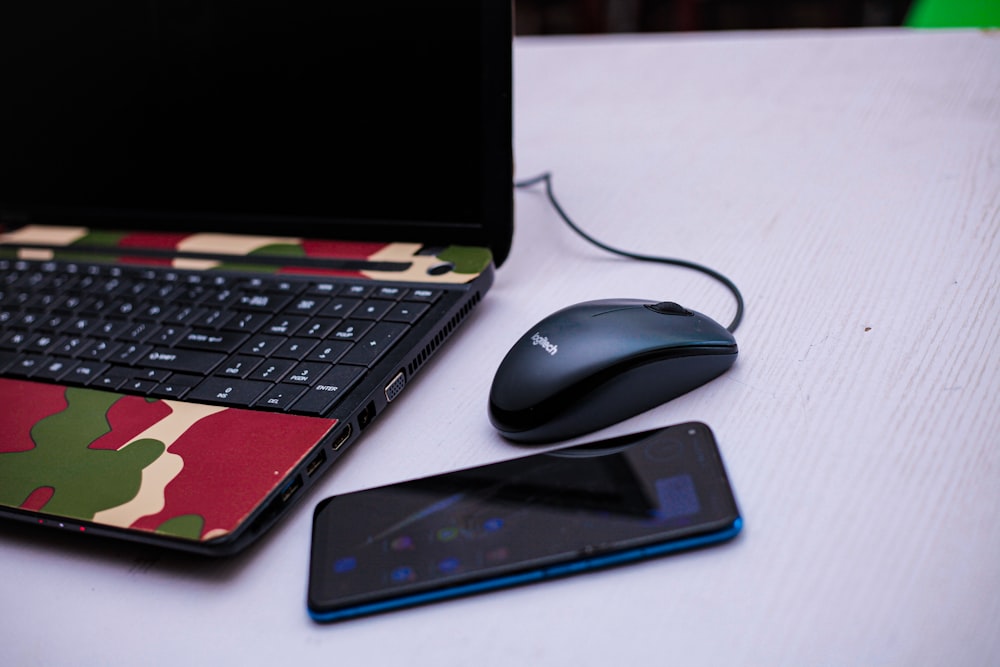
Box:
[331,424,353,451]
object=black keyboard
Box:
[0,259,440,415]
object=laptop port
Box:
[305,450,327,477]
[358,401,376,431]
[331,424,353,451]
[279,475,303,503]
[384,371,406,402]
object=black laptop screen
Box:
[0,2,512,263]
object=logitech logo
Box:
[531,332,558,356]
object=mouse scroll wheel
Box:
[646,301,693,316]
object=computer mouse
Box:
[488,299,738,443]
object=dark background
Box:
[515,0,914,34]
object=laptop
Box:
[0,1,513,556]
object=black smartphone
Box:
[308,422,742,622]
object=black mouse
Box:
[488,299,738,443]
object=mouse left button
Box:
[646,302,693,316]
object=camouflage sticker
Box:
[115,231,190,267]
[0,225,491,283]
[362,243,493,284]
[0,225,89,248]
[0,378,336,542]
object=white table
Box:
[3,28,998,667]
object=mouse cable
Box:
[514,171,745,333]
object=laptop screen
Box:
[0,1,512,263]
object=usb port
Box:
[279,475,303,503]
[305,450,327,477]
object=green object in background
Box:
[905,0,1000,27]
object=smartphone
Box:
[308,421,742,622]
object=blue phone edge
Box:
[308,516,743,623]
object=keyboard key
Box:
[306,282,341,297]
[63,316,96,334]
[193,308,234,329]
[120,320,154,343]
[408,288,441,303]
[149,381,191,400]
[262,315,308,336]
[149,373,201,400]
[341,322,408,367]
[147,325,189,347]
[329,319,372,343]
[256,383,308,411]
[7,355,47,378]
[121,378,159,395]
[318,297,361,318]
[223,311,268,333]
[297,317,340,339]
[62,361,111,386]
[306,340,352,363]
[341,284,373,298]
[290,366,365,416]
[110,343,153,366]
[92,371,131,391]
[202,288,238,309]
[239,334,285,357]
[215,355,262,379]
[236,292,292,312]
[271,337,318,360]
[135,302,175,322]
[374,286,406,300]
[384,301,430,324]
[79,339,122,362]
[133,368,172,382]
[239,277,303,295]
[0,330,31,350]
[141,347,226,374]
[38,312,68,330]
[33,358,77,381]
[353,299,394,320]
[167,305,205,326]
[249,358,295,383]
[283,362,330,386]
[288,296,328,316]
[91,319,130,339]
[187,377,270,406]
[110,298,141,318]
[23,333,61,354]
[177,329,249,354]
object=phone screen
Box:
[308,422,742,622]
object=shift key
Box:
[142,347,226,374]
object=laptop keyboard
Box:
[0,258,441,415]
